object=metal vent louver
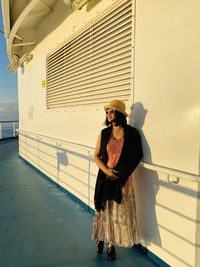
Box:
[46,0,133,109]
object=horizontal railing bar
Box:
[140,163,200,183]
[17,129,94,153]
[17,129,200,183]
[0,120,19,123]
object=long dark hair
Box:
[105,110,127,127]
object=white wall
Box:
[133,167,199,267]
[134,0,200,175]
[17,0,200,266]
[133,1,200,266]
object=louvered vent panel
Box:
[46,0,133,109]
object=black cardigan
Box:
[94,125,143,211]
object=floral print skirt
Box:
[92,175,139,248]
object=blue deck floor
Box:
[0,139,159,267]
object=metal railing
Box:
[139,162,200,184]
[0,120,19,139]
[17,129,200,184]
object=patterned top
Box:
[106,134,124,169]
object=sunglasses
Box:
[106,109,115,115]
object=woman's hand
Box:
[106,168,119,180]
[94,134,119,181]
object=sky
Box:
[0,3,18,119]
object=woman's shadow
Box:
[129,102,162,247]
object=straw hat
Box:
[104,100,128,117]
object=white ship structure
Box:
[1,0,200,266]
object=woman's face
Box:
[106,108,115,123]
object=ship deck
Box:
[0,138,159,267]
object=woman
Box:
[92,100,143,260]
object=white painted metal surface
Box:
[72,0,89,10]
[2,0,200,266]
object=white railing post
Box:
[0,123,2,139]
[12,122,16,137]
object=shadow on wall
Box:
[57,150,68,184]
[129,102,151,163]
[86,0,102,12]
[129,102,161,247]
[196,183,200,267]
[19,133,95,207]
[133,168,161,247]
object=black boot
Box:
[107,246,116,260]
[96,240,104,254]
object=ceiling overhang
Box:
[1,0,89,72]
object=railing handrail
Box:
[17,129,95,152]
[140,162,200,183]
[0,120,19,123]
[17,128,200,183]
